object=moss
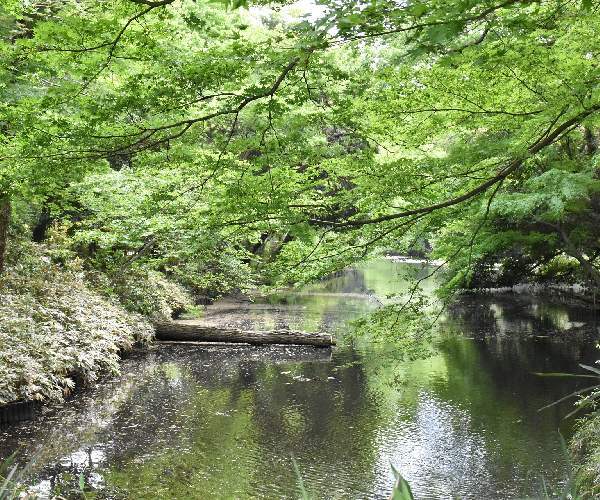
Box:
[0,240,154,405]
[571,411,600,498]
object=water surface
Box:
[1,259,599,499]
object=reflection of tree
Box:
[448,295,599,341]
[441,296,599,437]
[427,333,597,491]
[353,291,600,498]
[4,332,595,499]
[93,346,387,499]
[237,351,383,498]
[321,268,369,294]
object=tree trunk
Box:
[0,195,10,274]
[584,126,597,156]
[557,225,600,288]
[32,205,51,242]
[155,321,335,347]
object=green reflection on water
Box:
[2,259,597,499]
[96,332,585,499]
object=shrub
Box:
[0,241,153,405]
[571,411,600,498]
[90,267,194,322]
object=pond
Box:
[1,259,599,499]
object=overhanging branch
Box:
[312,104,600,228]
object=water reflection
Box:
[1,259,598,499]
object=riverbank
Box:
[572,413,600,497]
[0,240,193,409]
[385,254,600,310]
[2,259,600,498]
[459,283,600,310]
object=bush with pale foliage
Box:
[0,242,154,405]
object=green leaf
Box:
[537,385,599,412]
[579,363,600,375]
[409,3,427,18]
[533,372,598,379]
[390,464,415,500]
[292,456,311,500]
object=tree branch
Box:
[313,104,600,228]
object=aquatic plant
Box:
[0,455,28,500]
[536,362,600,497]
[390,465,414,500]
[293,455,416,500]
[292,456,311,500]
[536,362,600,419]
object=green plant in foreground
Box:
[535,433,580,500]
[535,362,600,498]
[535,362,600,419]
[293,455,415,500]
[390,464,414,500]
[0,454,27,500]
[291,456,311,500]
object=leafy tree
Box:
[0,0,599,297]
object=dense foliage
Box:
[0,238,154,404]
[0,0,598,296]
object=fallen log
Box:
[155,321,335,347]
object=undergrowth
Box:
[0,240,154,405]
[571,412,600,498]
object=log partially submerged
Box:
[155,321,335,347]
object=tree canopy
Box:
[1,0,599,297]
